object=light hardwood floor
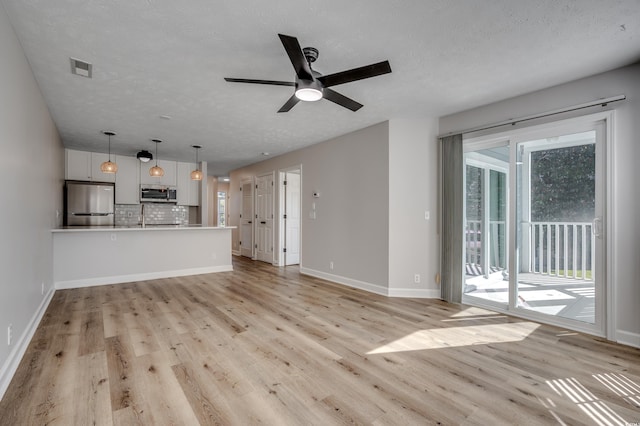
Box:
[1,256,639,425]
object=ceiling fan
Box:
[224,34,392,113]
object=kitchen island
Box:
[52,226,234,289]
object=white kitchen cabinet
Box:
[115,155,140,204]
[176,161,200,206]
[140,160,176,186]
[65,149,91,180]
[65,149,115,183]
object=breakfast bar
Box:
[52,226,234,289]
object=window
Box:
[218,191,226,227]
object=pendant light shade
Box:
[190,145,203,181]
[149,139,164,177]
[100,131,118,173]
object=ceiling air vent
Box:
[69,57,92,78]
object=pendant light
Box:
[100,131,118,173]
[136,150,153,162]
[149,139,164,177]
[190,145,203,181]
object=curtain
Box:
[439,134,464,303]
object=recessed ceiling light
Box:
[159,115,172,120]
[262,152,270,156]
[70,57,92,78]
[223,177,230,182]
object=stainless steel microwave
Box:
[140,185,177,203]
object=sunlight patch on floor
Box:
[593,373,640,408]
[547,377,628,426]
[366,322,540,354]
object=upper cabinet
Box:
[115,155,140,204]
[177,162,200,206]
[65,150,200,206]
[65,149,116,183]
[140,160,176,186]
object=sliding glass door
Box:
[514,126,604,328]
[463,145,509,309]
[462,114,607,335]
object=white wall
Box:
[0,4,64,397]
[229,122,390,292]
[388,118,440,297]
[440,63,640,346]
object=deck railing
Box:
[465,220,506,273]
[466,220,595,281]
[526,221,594,280]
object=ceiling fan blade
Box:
[224,78,295,87]
[317,60,392,88]
[278,34,313,81]
[278,94,300,113]
[323,89,363,112]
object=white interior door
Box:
[240,178,254,258]
[255,173,274,263]
[284,171,301,265]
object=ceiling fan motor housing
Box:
[302,47,319,63]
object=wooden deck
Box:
[465,270,596,323]
[1,256,638,424]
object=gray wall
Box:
[230,122,390,290]
[388,118,440,297]
[440,63,640,345]
[0,3,64,393]
[229,118,443,298]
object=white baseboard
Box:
[55,265,234,289]
[299,267,441,298]
[299,267,389,296]
[0,288,55,400]
[616,330,640,349]
[388,288,441,298]
[232,250,241,256]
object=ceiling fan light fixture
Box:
[295,87,323,102]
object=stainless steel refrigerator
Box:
[65,181,115,226]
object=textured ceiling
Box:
[2,0,639,176]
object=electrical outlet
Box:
[110,233,117,241]
[7,324,12,346]
[425,210,430,220]
[330,261,334,270]
[414,274,421,283]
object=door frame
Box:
[240,177,255,259]
[462,111,614,338]
[278,165,302,267]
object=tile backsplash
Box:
[115,204,189,226]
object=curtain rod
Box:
[438,94,626,138]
